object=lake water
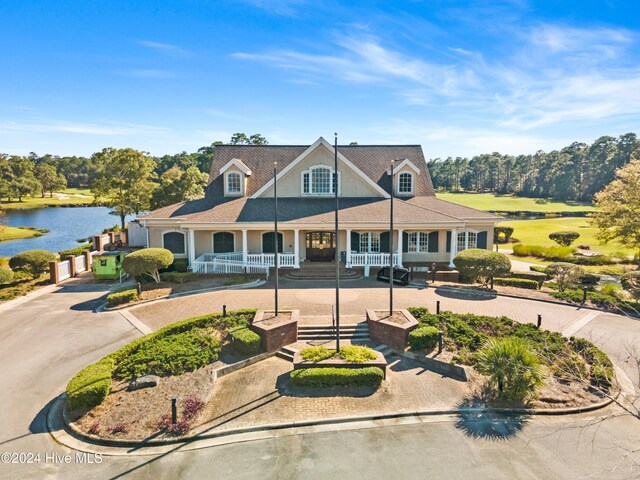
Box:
[0,207,135,257]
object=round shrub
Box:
[453,249,511,285]
[549,231,580,247]
[477,337,545,402]
[9,250,56,278]
[621,271,640,300]
[339,345,377,363]
[106,288,138,307]
[546,262,585,292]
[408,326,440,350]
[0,268,14,285]
[122,248,174,283]
[494,226,514,243]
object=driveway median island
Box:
[60,304,618,447]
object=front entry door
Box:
[306,232,335,262]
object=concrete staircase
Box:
[285,262,362,280]
[297,323,371,343]
[276,345,299,362]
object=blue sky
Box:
[1,0,639,159]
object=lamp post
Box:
[334,133,341,351]
[389,159,394,317]
[273,161,279,316]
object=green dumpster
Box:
[91,251,126,280]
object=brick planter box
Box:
[251,310,299,353]
[366,309,419,351]
[292,351,388,379]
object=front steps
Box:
[284,262,362,280]
[297,323,370,342]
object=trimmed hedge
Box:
[231,328,262,355]
[513,244,575,259]
[66,357,115,410]
[549,231,580,247]
[529,265,550,278]
[504,270,547,287]
[58,243,92,259]
[159,271,199,283]
[493,277,540,290]
[408,326,440,350]
[106,289,138,307]
[290,367,384,387]
[114,330,221,380]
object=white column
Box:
[397,229,403,267]
[449,229,457,268]
[242,229,248,264]
[346,228,352,267]
[188,229,196,267]
[293,229,300,268]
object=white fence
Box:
[191,254,270,277]
[349,253,399,267]
[197,252,296,268]
[75,255,87,273]
[58,260,71,281]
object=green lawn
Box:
[437,192,595,213]
[0,188,94,209]
[0,226,48,242]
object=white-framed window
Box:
[301,165,340,195]
[225,172,243,195]
[397,171,414,195]
[457,231,477,252]
[408,232,429,252]
[162,231,186,256]
[359,232,380,253]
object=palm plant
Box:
[477,337,545,403]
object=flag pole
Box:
[389,159,394,317]
[334,133,340,352]
[273,161,279,316]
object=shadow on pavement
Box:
[434,286,497,301]
[29,396,59,434]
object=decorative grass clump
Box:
[338,345,377,363]
[300,346,336,362]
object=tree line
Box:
[0,133,268,220]
[427,133,640,202]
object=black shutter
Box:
[380,232,390,253]
[213,232,234,253]
[477,231,487,249]
[446,231,451,253]
[262,232,283,253]
[402,231,408,253]
[428,232,439,252]
[262,233,273,253]
[351,232,360,253]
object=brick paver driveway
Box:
[193,354,469,435]
[131,277,591,334]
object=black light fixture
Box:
[273,161,279,316]
[334,132,341,351]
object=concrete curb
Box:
[430,284,638,318]
[49,384,617,456]
[95,279,266,314]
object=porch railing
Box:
[200,251,295,268]
[191,254,270,277]
[349,252,399,267]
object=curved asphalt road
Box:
[1,278,640,479]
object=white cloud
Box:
[1,120,168,136]
[137,40,190,57]
[240,0,309,16]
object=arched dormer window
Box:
[301,165,340,195]
[225,171,243,196]
[397,171,414,195]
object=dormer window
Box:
[219,158,251,197]
[398,172,414,195]
[302,165,340,195]
[226,172,242,195]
